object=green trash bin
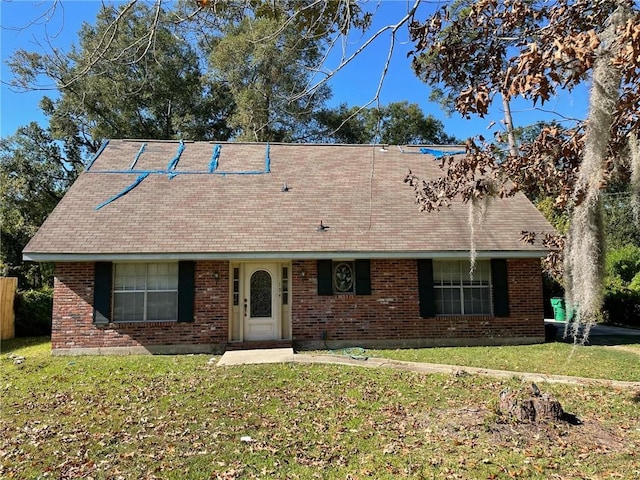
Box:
[550,297,566,321]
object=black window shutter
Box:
[178,261,195,322]
[417,259,435,318]
[93,262,112,325]
[317,260,333,296]
[491,259,510,317]
[355,259,371,295]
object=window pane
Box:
[435,289,444,313]
[147,292,178,321]
[147,263,159,277]
[436,287,461,315]
[250,270,272,317]
[113,266,125,290]
[113,292,144,321]
[449,288,462,314]
[233,267,240,306]
[475,261,490,285]
[282,267,289,305]
[463,287,492,315]
[147,263,178,290]
[434,261,457,284]
[460,261,473,285]
[479,287,492,314]
[463,288,474,313]
[462,260,490,285]
[147,274,161,290]
[114,263,146,290]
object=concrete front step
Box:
[225,340,293,351]
[217,348,295,366]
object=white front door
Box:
[243,263,279,341]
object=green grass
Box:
[367,340,640,382]
[1,338,639,479]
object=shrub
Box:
[14,288,53,337]
[603,287,640,327]
[603,245,640,327]
[606,244,640,283]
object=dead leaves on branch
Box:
[408,2,640,253]
[456,84,492,117]
[405,123,584,212]
[409,0,640,166]
[410,0,620,115]
[521,231,566,279]
[404,126,581,277]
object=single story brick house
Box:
[23,140,554,355]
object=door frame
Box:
[228,261,291,342]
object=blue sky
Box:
[1,0,590,141]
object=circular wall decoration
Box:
[334,262,354,292]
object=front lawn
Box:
[367,341,640,382]
[1,338,639,479]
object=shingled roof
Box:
[23,140,554,261]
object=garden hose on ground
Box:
[326,345,368,361]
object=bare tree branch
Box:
[291,0,421,102]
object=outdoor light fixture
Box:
[281,182,289,192]
[317,220,329,231]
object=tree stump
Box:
[499,383,568,423]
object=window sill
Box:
[99,320,178,327]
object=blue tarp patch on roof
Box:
[419,147,466,157]
[94,173,149,210]
[167,140,185,170]
[209,144,221,173]
[92,141,273,210]
[85,139,109,171]
[130,143,146,169]
[265,143,271,173]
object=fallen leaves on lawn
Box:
[1,360,639,479]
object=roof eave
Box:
[23,250,550,263]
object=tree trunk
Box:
[499,386,566,423]
[501,93,518,158]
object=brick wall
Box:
[51,257,544,352]
[51,261,229,352]
[291,258,544,347]
[51,263,95,350]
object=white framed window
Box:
[433,260,492,315]
[113,263,179,322]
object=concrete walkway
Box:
[216,348,295,366]
[295,353,640,389]
[216,347,640,389]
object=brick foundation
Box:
[50,258,544,354]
